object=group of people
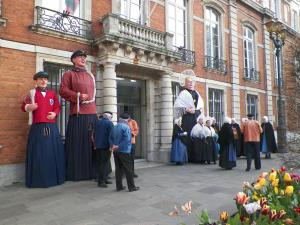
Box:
[22,50,139,192]
[171,77,278,171]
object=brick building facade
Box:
[0,0,299,185]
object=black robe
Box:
[180,88,201,162]
[218,123,236,169]
[232,123,243,157]
[260,122,277,153]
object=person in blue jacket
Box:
[109,113,139,192]
[94,111,114,188]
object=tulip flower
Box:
[274,187,279,194]
[258,178,266,186]
[279,166,286,173]
[269,209,277,220]
[284,218,295,225]
[294,207,300,214]
[283,173,292,182]
[261,204,270,215]
[259,197,267,207]
[254,183,262,190]
[235,192,249,205]
[271,178,279,187]
[285,186,294,196]
[277,209,286,219]
[280,189,285,195]
[269,171,277,181]
[220,211,228,222]
[259,172,268,178]
[243,202,261,214]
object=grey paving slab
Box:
[0,155,282,225]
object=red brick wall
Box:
[0,48,36,164]
[150,2,165,32]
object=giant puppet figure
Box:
[174,77,204,161]
[60,50,97,181]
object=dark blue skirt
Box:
[170,138,188,163]
[65,114,97,181]
[26,123,65,188]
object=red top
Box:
[21,89,60,124]
[59,68,96,115]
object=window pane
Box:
[168,18,176,33]
[130,4,140,21]
[168,4,175,18]
[177,0,185,7]
[176,34,184,47]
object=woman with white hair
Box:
[218,117,236,169]
[170,117,188,165]
[190,115,208,163]
[260,116,277,159]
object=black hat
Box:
[247,113,254,118]
[103,111,113,115]
[70,50,87,61]
[120,113,130,120]
[33,71,48,80]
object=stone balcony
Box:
[95,13,181,69]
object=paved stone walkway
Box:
[0,156,282,225]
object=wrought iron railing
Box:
[176,47,196,65]
[244,68,260,81]
[204,56,227,73]
[35,6,92,39]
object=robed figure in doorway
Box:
[174,77,204,162]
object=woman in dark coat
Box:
[170,118,188,165]
[231,118,243,157]
[218,117,236,170]
[261,116,277,159]
[190,115,207,163]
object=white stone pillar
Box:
[159,72,174,162]
[263,27,274,122]
[229,0,241,120]
[101,61,118,123]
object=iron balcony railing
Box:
[204,56,227,73]
[244,68,260,81]
[176,47,196,65]
[35,6,92,39]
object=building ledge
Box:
[240,0,273,18]
[0,17,7,27]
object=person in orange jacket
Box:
[127,113,139,178]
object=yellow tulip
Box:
[285,186,294,196]
[272,178,279,187]
[269,171,277,181]
[274,187,279,194]
[220,211,229,222]
[284,173,292,182]
[280,189,285,195]
[254,183,262,190]
[259,178,266,186]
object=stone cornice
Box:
[239,0,274,18]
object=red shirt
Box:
[21,89,60,124]
[59,68,96,115]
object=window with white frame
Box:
[120,0,143,23]
[167,0,187,48]
[42,0,83,18]
[284,5,288,23]
[208,88,224,128]
[292,10,298,31]
[243,26,257,80]
[247,94,258,120]
[205,7,221,59]
[271,0,281,19]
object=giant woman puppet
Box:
[174,77,204,161]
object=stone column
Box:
[229,0,241,121]
[159,72,174,162]
[101,61,119,123]
[263,27,274,122]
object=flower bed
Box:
[197,167,300,225]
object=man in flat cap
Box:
[109,113,139,192]
[21,71,65,187]
[241,113,263,171]
[93,111,114,188]
[60,50,97,181]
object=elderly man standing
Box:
[109,113,139,192]
[241,114,263,171]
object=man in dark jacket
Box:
[94,111,114,187]
[261,116,277,159]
